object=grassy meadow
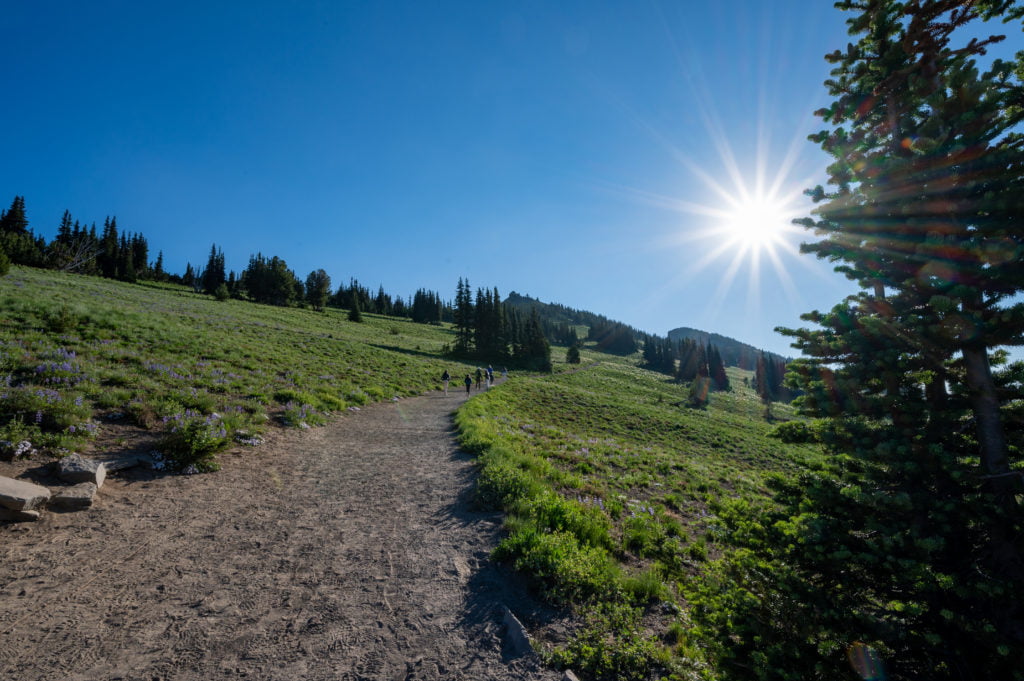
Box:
[456,350,824,679]
[0,266,478,469]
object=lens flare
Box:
[847,641,887,681]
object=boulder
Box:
[55,454,106,488]
[0,476,51,511]
[502,605,535,658]
[0,507,42,522]
[50,482,97,510]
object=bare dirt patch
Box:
[0,389,560,681]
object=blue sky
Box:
[2,1,958,357]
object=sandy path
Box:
[0,388,559,681]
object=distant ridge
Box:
[667,327,790,370]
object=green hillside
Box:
[456,349,823,679]
[0,266,480,469]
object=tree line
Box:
[451,278,551,371]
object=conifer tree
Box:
[131,233,148,277]
[452,277,474,356]
[99,217,119,279]
[348,297,362,322]
[566,344,581,364]
[305,269,332,311]
[0,196,28,234]
[153,251,166,281]
[708,343,729,391]
[182,262,196,289]
[202,244,226,295]
[691,3,1024,678]
[518,307,552,371]
[0,196,43,266]
[55,210,73,244]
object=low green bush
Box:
[475,461,540,510]
[546,602,663,681]
[157,410,230,473]
[493,527,618,604]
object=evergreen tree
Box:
[566,344,581,364]
[153,251,166,280]
[305,269,332,311]
[676,339,701,382]
[131,233,148,277]
[119,240,136,283]
[708,343,729,391]
[0,195,43,266]
[99,217,119,279]
[518,308,552,371]
[348,296,362,322]
[55,210,73,244]
[753,351,773,419]
[0,196,28,234]
[691,3,1024,678]
[202,244,226,295]
[452,277,474,356]
[375,285,391,316]
[182,262,196,289]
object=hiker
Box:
[502,366,508,378]
[441,369,450,395]
[486,365,494,386]
[464,374,472,394]
[475,367,483,391]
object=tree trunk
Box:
[961,344,1018,498]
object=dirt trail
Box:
[0,388,560,681]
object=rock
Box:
[97,454,153,472]
[50,482,97,510]
[0,476,51,511]
[502,605,535,658]
[0,507,42,522]
[562,672,581,681]
[55,454,106,488]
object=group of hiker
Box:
[440,365,507,395]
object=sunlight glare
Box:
[721,195,792,248]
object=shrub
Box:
[621,566,666,603]
[475,461,540,510]
[157,410,230,473]
[622,513,665,558]
[45,304,80,333]
[769,419,817,443]
[282,401,326,428]
[493,527,618,604]
[523,491,612,549]
[546,602,662,681]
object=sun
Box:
[719,194,794,249]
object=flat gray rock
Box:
[0,476,51,511]
[96,455,143,472]
[50,482,98,510]
[55,454,106,488]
